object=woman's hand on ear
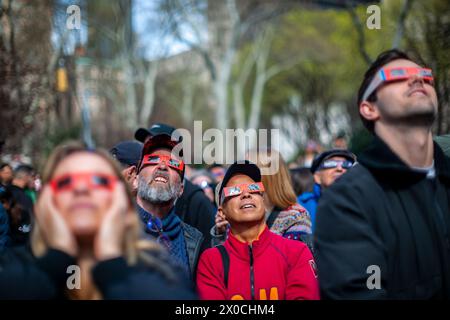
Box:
[94,182,129,261]
[34,186,78,256]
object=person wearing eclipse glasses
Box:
[196,160,320,300]
[134,133,204,281]
[314,49,450,299]
[0,142,196,299]
[298,148,356,232]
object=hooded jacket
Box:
[196,226,320,300]
[315,136,450,299]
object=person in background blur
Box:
[0,163,13,187]
[8,165,34,245]
[302,140,321,168]
[0,186,11,251]
[207,164,226,184]
[290,167,314,197]
[190,170,216,207]
[298,149,356,232]
[109,140,143,195]
[332,131,348,149]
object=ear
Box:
[359,100,380,123]
[132,174,139,190]
[129,166,137,178]
[313,172,322,185]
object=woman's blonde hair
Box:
[248,148,297,210]
[32,141,168,271]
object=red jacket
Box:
[196,226,320,300]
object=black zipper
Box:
[249,244,255,300]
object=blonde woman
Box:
[0,142,195,299]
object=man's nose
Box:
[156,160,168,170]
[408,74,425,86]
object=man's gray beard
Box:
[137,175,181,205]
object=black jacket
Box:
[175,180,215,250]
[181,221,204,280]
[7,185,33,246]
[315,136,450,299]
[0,245,197,300]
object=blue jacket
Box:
[297,184,321,232]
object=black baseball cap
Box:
[134,123,176,143]
[110,141,143,167]
[217,160,261,204]
[310,149,356,173]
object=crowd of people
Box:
[0,49,450,300]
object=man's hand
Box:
[34,186,78,256]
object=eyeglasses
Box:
[145,217,172,250]
[222,182,265,202]
[140,154,184,173]
[50,173,117,192]
[319,160,354,170]
[362,67,434,101]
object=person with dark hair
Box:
[196,161,319,300]
[0,186,11,251]
[0,163,13,187]
[290,167,314,197]
[207,164,226,184]
[7,165,34,246]
[315,49,450,299]
[109,140,143,195]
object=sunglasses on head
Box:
[140,154,184,173]
[222,182,265,203]
[362,67,434,101]
[319,159,354,170]
[50,173,117,192]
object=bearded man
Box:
[135,133,203,280]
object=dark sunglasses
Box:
[319,159,354,170]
